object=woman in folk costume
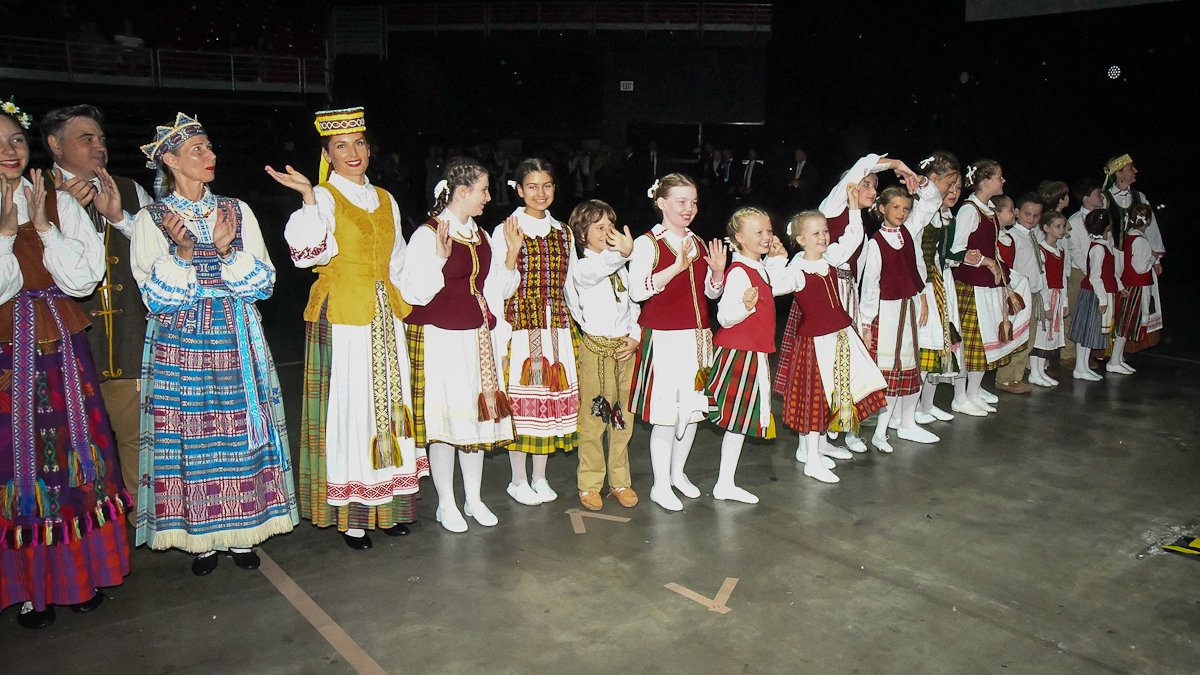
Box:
[703,207,790,504]
[0,101,128,629]
[914,157,963,423]
[1109,203,1161,373]
[132,113,297,575]
[944,160,1032,417]
[1067,209,1122,381]
[774,153,918,457]
[859,185,944,453]
[779,209,887,484]
[267,107,427,551]
[627,173,727,512]
[1028,210,1071,386]
[489,159,579,507]
[399,157,521,533]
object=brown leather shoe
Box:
[995,380,1032,394]
[579,491,603,511]
[607,486,639,508]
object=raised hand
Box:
[54,168,97,209]
[891,160,920,193]
[0,179,17,236]
[25,170,50,232]
[212,202,238,255]
[433,218,452,259]
[606,224,634,257]
[847,182,862,210]
[93,167,124,223]
[742,286,759,311]
[673,237,695,272]
[768,235,787,258]
[705,238,728,277]
[162,211,196,259]
[264,164,316,204]
[502,215,523,269]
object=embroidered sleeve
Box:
[283,187,340,267]
[131,208,199,313]
[627,235,659,302]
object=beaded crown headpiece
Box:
[1104,154,1133,176]
[140,112,206,170]
[314,106,367,182]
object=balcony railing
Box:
[1,36,328,94]
[383,2,771,34]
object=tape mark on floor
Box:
[664,577,739,614]
[257,550,387,674]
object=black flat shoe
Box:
[230,550,261,570]
[17,606,56,630]
[341,532,372,550]
[382,523,410,537]
[70,591,106,613]
[192,553,219,576]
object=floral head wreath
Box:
[1,97,33,129]
[646,178,661,199]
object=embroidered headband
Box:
[314,106,367,183]
[1,97,33,129]
[1104,153,1133,176]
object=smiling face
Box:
[584,214,614,253]
[49,115,108,178]
[733,213,774,256]
[163,134,216,185]
[880,196,913,228]
[453,174,491,218]
[323,131,369,181]
[855,173,879,205]
[0,115,29,183]
[795,215,829,258]
[656,184,698,230]
[1016,200,1043,229]
[517,170,555,215]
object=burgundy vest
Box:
[1121,233,1152,288]
[793,269,852,337]
[952,202,1002,288]
[873,227,923,300]
[1081,241,1118,294]
[713,261,775,353]
[1043,246,1065,290]
[997,235,1016,271]
[404,219,496,330]
[827,208,865,277]
[638,231,712,331]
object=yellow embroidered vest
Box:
[302,182,410,325]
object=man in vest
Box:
[1104,153,1165,260]
[42,104,152,511]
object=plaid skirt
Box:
[869,317,922,397]
[774,302,802,396]
[705,347,775,439]
[781,333,887,434]
[955,282,1005,372]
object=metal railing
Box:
[1,36,328,94]
[384,2,771,34]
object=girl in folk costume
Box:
[566,200,640,512]
[0,103,128,629]
[704,207,790,504]
[490,159,579,507]
[1029,210,1070,387]
[1067,210,1122,381]
[779,210,887,484]
[860,186,943,452]
[267,107,427,551]
[775,153,918,456]
[399,157,521,533]
[1109,203,1162,373]
[944,162,1031,417]
[628,173,727,512]
[915,159,964,423]
[132,114,297,575]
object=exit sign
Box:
[619,80,634,92]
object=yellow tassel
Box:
[519,357,533,386]
[694,367,710,391]
[546,362,568,392]
[764,415,777,440]
[400,405,414,439]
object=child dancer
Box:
[779,210,887,483]
[490,159,579,506]
[917,167,963,422]
[1110,203,1162,373]
[1029,210,1069,386]
[628,173,726,512]
[861,187,941,451]
[705,207,790,503]
[1066,210,1120,381]
[567,200,639,511]
[946,162,1030,416]
[1062,179,1104,370]
[995,192,1045,394]
[399,157,521,532]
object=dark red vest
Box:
[1043,246,1066,290]
[713,261,775,353]
[952,202,1002,288]
[793,268,852,337]
[404,219,496,330]
[638,232,712,331]
[827,208,865,277]
[1121,233,1152,288]
[1081,241,1119,294]
[997,235,1016,271]
[873,227,923,300]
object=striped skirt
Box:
[705,346,775,439]
[1114,286,1147,341]
[1067,288,1110,350]
[629,327,714,427]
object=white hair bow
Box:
[646,179,661,199]
[918,155,935,169]
[433,179,448,200]
[965,165,977,183]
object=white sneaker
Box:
[795,448,836,469]
[978,389,999,404]
[803,463,840,484]
[972,397,997,413]
[506,482,541,506]
[671,474,701,499]
[435,506,468,533]
[843,434,868,453]
[1028,373,1055,388]
[712,484,759,504]
[897,426,940,444]
[530,479,558,503]
[819,442,853,460]
[872,434,893,453]
[927,405,955,421]
[914,410,937,425]
[650,485,683,511]
[1074,369,1103,382]
[951,399,988,417]
[463,501,498,527]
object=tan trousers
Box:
[576,344,636,493]
[1062,268,1084,360]
[100,378,141,511]
[997,293,1044,384]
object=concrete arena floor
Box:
[2,356,1198,674]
